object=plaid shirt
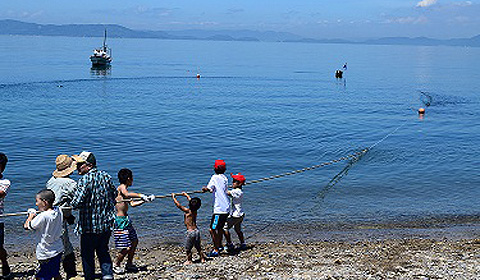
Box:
[70,168,116,234]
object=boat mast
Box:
[103,28,107,52]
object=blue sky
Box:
[1,0,479,39]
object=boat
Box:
[90,29,112,67]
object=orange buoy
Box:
[418,108,425,114]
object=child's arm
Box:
[130,200,145,207]
[118,184,142,199]
[181,192,191,201]
[23,208,37,230]
[118,185,154,207]
[172,193,189,213]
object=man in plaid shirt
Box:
[71,151,116,280]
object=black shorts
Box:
[210,214,228,230]
[0,223,4,246]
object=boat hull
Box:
[90,56,111,66]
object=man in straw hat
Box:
[70,151,116,280]
[46,154,79,279]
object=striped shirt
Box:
[70,168,116,234]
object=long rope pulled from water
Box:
[0,149,369,218]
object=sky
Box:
[1,0,479,39]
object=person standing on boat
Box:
[70,151,116,280]
[46,154,79,279]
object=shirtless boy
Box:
[172,192,206,265]
[113,168,155,274]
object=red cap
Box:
[231,173,246,183]
[214,159,226,169]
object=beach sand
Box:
[6,227,480,279]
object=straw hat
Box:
[52,154,76,178]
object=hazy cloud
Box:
[416,0,437,8]
[226,8,244,15]
[133,6,175,17]
[453,1,472,7]
[385,16,428,24]
[2,9,44,20]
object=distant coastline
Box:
[1,19,479,47]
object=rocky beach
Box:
[5,225,480,279]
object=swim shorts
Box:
[224,214,245,230]
[185,229,201,252]
[113,224,138,249]
[210,214,228,230]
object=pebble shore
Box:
[6,238,480,279]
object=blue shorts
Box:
[36,253,62,280]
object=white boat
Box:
[90,29,112,67]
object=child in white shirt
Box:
[24,189,64,280]
[201,159,230,257]
[223,173,247,252]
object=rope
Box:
[244,148,369,185]
[0,149,368,218]
[245,120,409,239]
[0,118,409,219]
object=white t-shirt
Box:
[206,174,230,214]
[229,188,244,218]
[28,208,64,260]
[0,178,10,223]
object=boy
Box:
[223,173,247,252]
[172,192,206,265]
[24,189,64,280]
[113,168,155,274]
[201,159,230,257]
[0,153,11,278]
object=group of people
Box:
[0,152,246,280]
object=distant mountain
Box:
[165,29,301,42]
[0,19,479,47]
[0,19,169,39]
[0,19,293,42]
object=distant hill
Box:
[0,19,479,47]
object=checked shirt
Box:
[70,168,117,234]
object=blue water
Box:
[1,35,479,244]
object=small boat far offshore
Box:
[90,29,112,67]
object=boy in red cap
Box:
[223,173,247,252]
[202,160,229,257]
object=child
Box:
[113,168,155,274]
[201,159,230,257]
[24,189,64,280]
[0,153,11,278]
[172,192,206,265]
[223,173,247,252]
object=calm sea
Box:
[0,35,479,246]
